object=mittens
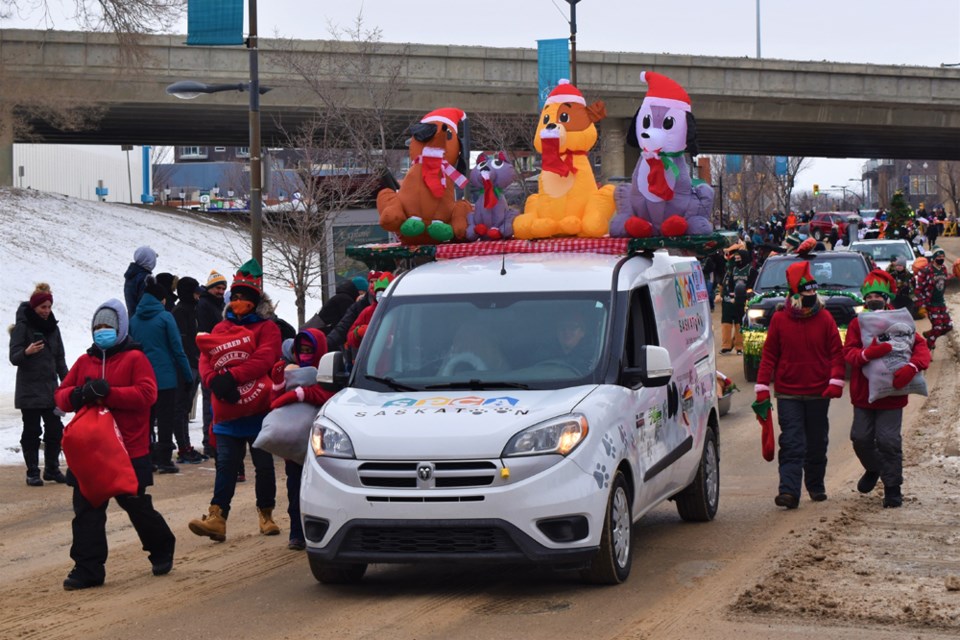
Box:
[754,384,770,405]
[822,379,844,399]
[270,387,305,410]
[892,363,918,389]
[270,359,288,385]
[862,338,893,361]
[209,371,240,403]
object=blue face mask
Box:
[93,328,118,349]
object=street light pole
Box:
[247,0,263,265]
[566,0,580,85]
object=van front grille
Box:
[357,460,498,489]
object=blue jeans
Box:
[212,434,275,518]
[776,397,830,497]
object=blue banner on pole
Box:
[774,156,788,176]
[725,155,743,174]
[187,0,245,46]
[537,39,570,110]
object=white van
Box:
[303,249,719,585]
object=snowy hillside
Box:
[0,188,312,465]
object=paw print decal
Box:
[593,463,610,489]
[601,433,617,458]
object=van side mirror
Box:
[317,351,348,389]
[621,345,673,389]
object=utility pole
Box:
[567,0,581,85]
[756,0,761,58]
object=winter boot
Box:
[857,471,880,494]
[188,505,227,541]
[257,507,281,536]
[23,446,43,487]
[882,485,903,509]
[42,443,67,483]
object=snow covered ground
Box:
[0,188,311,465]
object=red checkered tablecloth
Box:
[435,238,631,259]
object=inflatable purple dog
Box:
[466,152,519,241]
[586,71,715,238]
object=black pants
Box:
[173,369,200,451]
[286,460,304,542]
[151,388,177,463]
[201,384,213,451]
[68,456,175,584]
[851,407,903,488]
[21,407,63,449]
[776,397,830,498]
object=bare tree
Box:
[469,111,538,206]
[933,161,960,216]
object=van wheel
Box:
[675,427,719,522]
[813,229,823,241]
[582,471,632,585]
[743,357,758,383]
[308,556,367,584]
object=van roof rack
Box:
[344,232,740,271]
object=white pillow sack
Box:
[858,308,928,404]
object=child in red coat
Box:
[270,328,333,550]
[843,269,930,508]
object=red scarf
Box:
[415,147,467,198]
[481,173,498,209]
[645,156,674,200]
[540,132,585,177]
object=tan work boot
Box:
[257,507,280,536]
[189,505,226,542]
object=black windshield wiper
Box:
[425,380,530,390]
[363,375,419,392]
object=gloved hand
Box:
[270,359,288,385]
[893,363,919,389]
[862,338,893,361]
[917,306,928,319]
[270,387,304,410]
[822,380,844,399]
[89,378,110,398]
[353,325,368,341]
[209,371,240,403]
[754,384,770,405]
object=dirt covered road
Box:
[2,243,959,640]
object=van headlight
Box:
[746,309,766,321]
[853,305,864,314]
[310,418,355,459]
[502,415,588,457]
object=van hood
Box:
[322,386,598,459]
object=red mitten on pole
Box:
[862,337,893,361]
[892,363,919,389]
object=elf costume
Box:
[915,246,953,349]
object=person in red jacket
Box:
[755,261,845,510]
[843,269,931,508]
[268,328,334,550]
[345,272,394,354]
[55,298,176,590]
[189,259,283,542]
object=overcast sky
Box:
[6,0,960,197]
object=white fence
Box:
[12,145,145,203]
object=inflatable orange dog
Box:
[512,81,610,239]
[377,108,473,244]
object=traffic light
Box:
[813,183,820,196]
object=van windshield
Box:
[354,292,610,392]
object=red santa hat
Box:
[544,79,586,106]
[640,71,691,113]
[420,108,466,135]
[785,261,818,296]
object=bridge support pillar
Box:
[0,114,12,187]
[600,118,627,181]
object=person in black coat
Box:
[196,270,227,457]
[172,277,204,463]
[123,246,157,318]
[326,286,373,353]
[302,279,360,333]
[8,283,69,486]
[155,272,179,312]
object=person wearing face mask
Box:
[54,299,176,590]
[842,269,930,509]
[197,270,228,458]
[915,246,954,351]
[9,283,69,486]
[886,257,916,317]
[189,259,283,543]
[345,272,395,354]
[719,246,755,354]
[755,261,845,510]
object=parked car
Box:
[741,251,869,381]
[847,239,915,272]
[808,211,861,241]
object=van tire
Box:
[582,471,632,585]
[675,427,719,522]
[813,229,823,241]
[308,557,367,584]
[743,357,758,383]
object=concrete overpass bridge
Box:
[2,29,960,185]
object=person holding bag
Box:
[189,259,282,543]
[843,269,931,508]
[54,299,176,590]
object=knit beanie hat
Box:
[932,246,945,258]
[861,268,897,299]
[176,276,200,301]
[29,283,53,309]
[352,276,369,294]
[785,261,818,296]
[92,306,120,330]
[231,258,263,302]
[207,269,228,288]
